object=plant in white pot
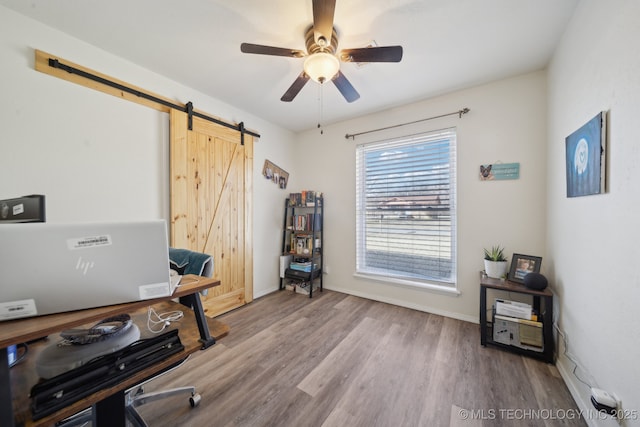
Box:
[483,246,508,279]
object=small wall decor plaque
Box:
[479,162,520,181]
[263,159,289,189]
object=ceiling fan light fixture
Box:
[303,52,339,83]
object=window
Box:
[355,128,457,288]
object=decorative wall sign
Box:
[263,159,289,189]
[565,111,607,197]
[479,163,520,181]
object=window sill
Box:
[353,272,461,297]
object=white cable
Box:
[553,322,592,387]
[147,306,184,334]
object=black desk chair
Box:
[124,356,201,426]
[56,356,199,427]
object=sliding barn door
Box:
[170,109,253,317]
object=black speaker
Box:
[523,272,548,290]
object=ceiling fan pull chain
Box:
[317,83,324,135]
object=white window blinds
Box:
[355,128,457,286]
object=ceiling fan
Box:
[240,0,403,103]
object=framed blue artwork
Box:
[565,112,607,197]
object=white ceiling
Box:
[1,0,579,133]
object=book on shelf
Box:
[494,314,542,328]
[290,213,322,232]
[289,214,310,231]
[289,262,317,272]
[290,261,311,266]
[305,191,316,206]
[289,191,323,207]
[495,299,534,320]
[289,193,302,207]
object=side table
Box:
[480,275,554,363]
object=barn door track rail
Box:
[35,50,259,141]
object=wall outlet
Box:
[323,265,330,274]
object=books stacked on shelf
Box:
[289,261,317,272]
[492,299,543,352]
[495,299,537,320]
[289,213,321,231]
[289,191,323,207]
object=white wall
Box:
[6,3,639,420]
[295,71,548,322]
[0,6,297,298]
[547,0,640,425]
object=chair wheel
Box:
[189,393,201,408]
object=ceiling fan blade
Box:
[241,43,305,58]
[312,0,336,46]
[281,72,311,102]
[332,71,360,103]
[340,46,404,63]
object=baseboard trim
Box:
[253,287,276,299]
[256,285,477,323]
[555,354,620,427]
[325,285,478,324]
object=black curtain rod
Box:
[345,108,470,140]
[48,58,260,139]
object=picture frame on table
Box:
[508,253,542,283]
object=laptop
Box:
[0,220,174,321]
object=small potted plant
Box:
[483,245,508,279]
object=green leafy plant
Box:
[484,245,507,262]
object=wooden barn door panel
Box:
[170,110,253,317]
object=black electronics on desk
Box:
[0,194,46,223]
[1,195,45,371]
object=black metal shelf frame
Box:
[280,197,324,297]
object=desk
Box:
[479,275,554,363]
[0,275,228,427]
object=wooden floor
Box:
[137,290,585,427]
